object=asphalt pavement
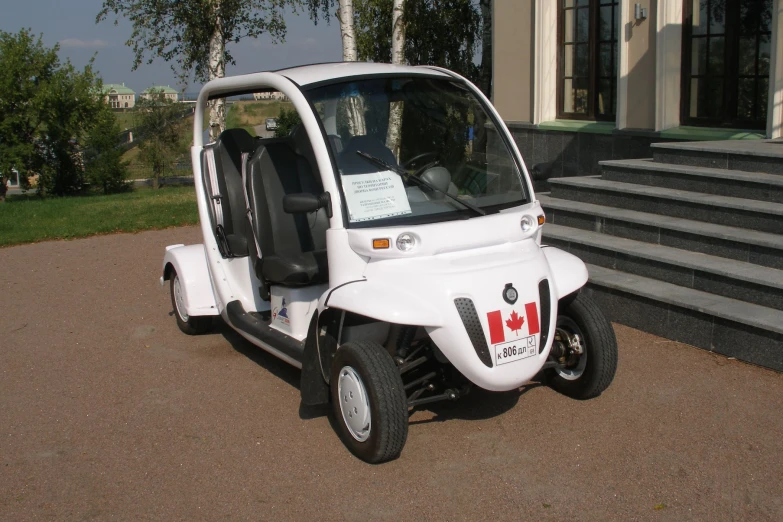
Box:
[1,227,781,520]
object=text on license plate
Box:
[494,336,537,365]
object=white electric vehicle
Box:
[161,63,618,463]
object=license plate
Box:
[494,336,537,365]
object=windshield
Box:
[305,76,529,226]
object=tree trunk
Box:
[208,4,226,143]
[390,0,405,65]
[386,0,406,158]
[474,0,493,154]
[338,0,357,61]
[338,0,366,136]
[0,178,6,202]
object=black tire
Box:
[546,293,617,400]
[169,270,212,335]
[329,341,408,463]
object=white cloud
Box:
[59,38,110,49]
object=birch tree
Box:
[307,0,366,135]
[305,0,357,60]
[354,0,481,82]
[339,0,367,135]
[385,0,405,157]
[338,0,358,60]
[97,0,289,141]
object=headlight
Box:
[396,233,416,252]
[521,215,535,232]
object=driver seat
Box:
[244,138,329,293]
[338,135,399,174]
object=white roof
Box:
[275,62,452,87]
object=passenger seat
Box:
[202,128,258,257]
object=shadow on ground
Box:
[215,316,544,425]
[215,319,301,389]
[408,383,542,425]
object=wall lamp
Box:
[634,3,648,21]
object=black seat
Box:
[338,135,399,174]
[245,138,329,287]
[203,128,258,257]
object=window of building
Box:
[682,0,773,128]
[557,0,619,120]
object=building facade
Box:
[141,86,179,102]
[493,0,782,181]
[252,91,289,101]
[103,83,136,109]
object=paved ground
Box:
[1,227,782,521]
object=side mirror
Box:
[283,192,332,218]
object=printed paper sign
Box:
[342,171,412,222]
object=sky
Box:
[1,0,343,95]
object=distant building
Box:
[141,86,179,102]
[253,91,288,101]
[103,83,136,109]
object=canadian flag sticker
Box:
[487,302,540,344]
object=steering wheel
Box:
[402,152,438,170]
[402,152,440,177]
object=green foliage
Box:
[97,0,290,83]
[355,0,482,83]
[303,0,335,24]
[273,107,302,137]
[134,94,189,189]
[304,0,492,98]
[84,106,132,194]
[0,29,57,199]
[0,186,198,246]
[0,28,106,199]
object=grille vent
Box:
[454,298,493,368]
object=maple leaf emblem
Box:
[505,310,525,334]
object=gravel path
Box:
[1,227,781,520]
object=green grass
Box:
[226,100,293,136]
[114,111,136,130]
[0,186,199,247]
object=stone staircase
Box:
[538,140,783,371]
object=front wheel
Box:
[545,293,617,400]
[169,270,212,335]
[330,341,408,463]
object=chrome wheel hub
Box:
[173,276,188,322]
[337,366,371,442]
[555,317,587,381]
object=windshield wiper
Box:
[355,151,486,217]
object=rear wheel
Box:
[169,270,212,335]
[546,293,617,400]
[330,341,408,463]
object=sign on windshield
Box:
[341,170,412,222]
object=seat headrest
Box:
[339,135,398,174]
[218,128,256,154]
[289,124,311,157]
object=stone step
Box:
[599,158,783,203]
[580,264,783,371]
[651,139,783,175]
[548,176,783,234]
[538,195,783,270]
[544,224,783,311]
